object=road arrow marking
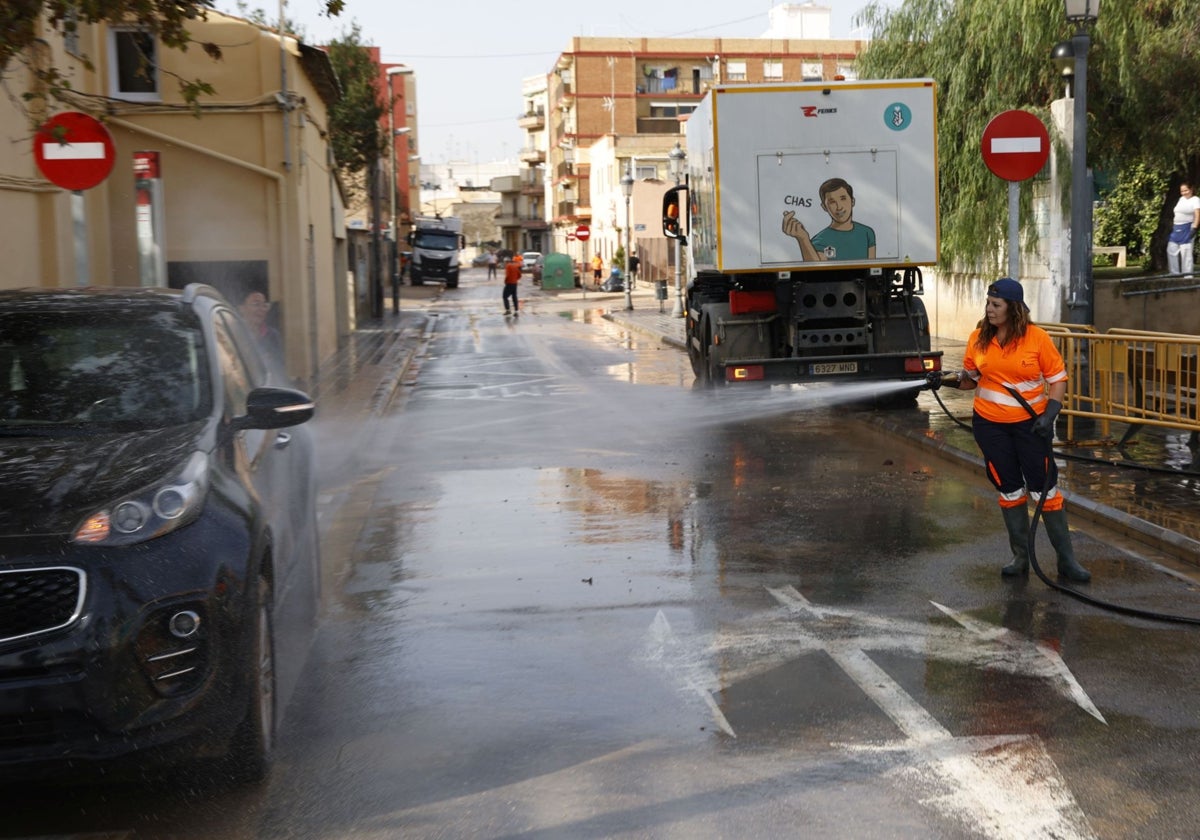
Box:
[642,585,1103,839]
[930,601,1106,724]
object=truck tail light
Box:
[905,357,941,373]
[729,365,764,381]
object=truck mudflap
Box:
[717,350,943,384]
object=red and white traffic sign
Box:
[34,111,116,191]
[574,224,591,241]
[981,110,1049,182]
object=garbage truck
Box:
[408,215,465,288]
[662,78,944,389]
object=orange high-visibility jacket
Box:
[962,324,1066,423]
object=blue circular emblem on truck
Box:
[884,102,912,131]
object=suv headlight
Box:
[73,452,210,545]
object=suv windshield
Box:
[0,310,211,431]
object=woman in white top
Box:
[1167,181,1200,275]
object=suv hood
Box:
[0,425,204,536]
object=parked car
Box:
[0,284,319,784]
[520,251,543,275]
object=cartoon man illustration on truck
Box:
[782,177,876,261]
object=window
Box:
[764,60,783,81]
[108,28,159,101]
[837,64,858,80]
[726,60,747,82]
[649,102,697,119]
[63,9,80,57]
[802,61,823,81]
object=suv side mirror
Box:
[233,387,315,430]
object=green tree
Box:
[856,0,1200,272]
[325,23,383,174]
[1093,162,1166,262]
[0,0,345,107]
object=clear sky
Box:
[221,1,885,164]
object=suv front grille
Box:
[0,567,85,645]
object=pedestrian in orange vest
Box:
[503,257,521,316]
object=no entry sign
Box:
[34,111,116,191]
[981,110,1049,182]
[574,224,591,241]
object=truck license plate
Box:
[809,362,859,375]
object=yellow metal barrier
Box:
[1045,327,1200,442]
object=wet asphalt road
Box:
[7,268,1200,839]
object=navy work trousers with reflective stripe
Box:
[971,411,1056,505]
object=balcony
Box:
[554,200,576,220]
[521,178,543,195]
[494,212,521,228]
[519,146,545,163]
[520,216,549,231]
[636,117,686,135]
[490,174,520,193]
[517,109,545,130]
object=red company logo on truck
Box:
[801,106,839,117]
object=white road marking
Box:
[645,611,736,737]
[642,585,1101,839]
[930,601,1106,724]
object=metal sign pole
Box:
[1008,181,1019,280]
[72,191,89,287]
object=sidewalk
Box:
[602,304,1200,567]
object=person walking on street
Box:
[591,254,603,287]
[627,251,640,290]
[486,250,498,280]
[945,277,1091,582]
[1166,181,1200,275]
[503,257,521,315]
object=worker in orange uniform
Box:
[503,255,522,316]
[947,278,1090,582]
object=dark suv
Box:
[0,285,319,782]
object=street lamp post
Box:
[1064,0,1099,327]
[386,67,413,315]
[621,166,634,311]
[668,141,687,317]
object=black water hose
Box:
[924,379,1200,625]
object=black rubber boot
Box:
[1042,508,1091,582]
[1000,505,1030,576]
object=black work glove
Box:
[925,371,943,391]
[1032,399,1062,442]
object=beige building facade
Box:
[0,10,347,385]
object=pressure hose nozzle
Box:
[924,370,960,391]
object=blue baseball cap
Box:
[987,277,1024,305]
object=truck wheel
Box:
[446,280,458,289]
[687,320,705,378]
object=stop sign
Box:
[981,110,1049,182]
[575,224,591,241]
[34,111,116,191]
